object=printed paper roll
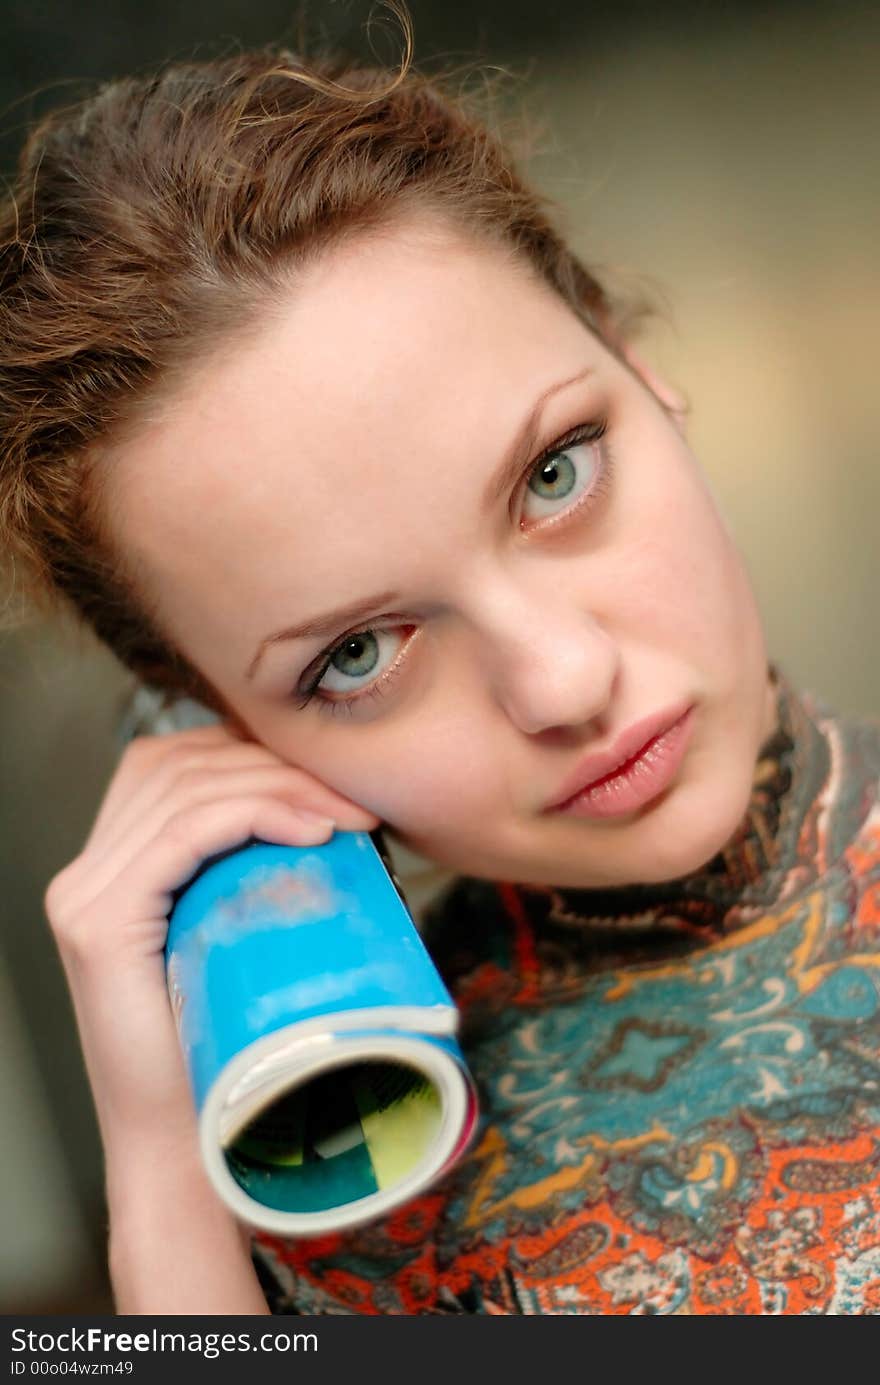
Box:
[164,831,479,1236]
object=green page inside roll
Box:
[225,1060,443,1213]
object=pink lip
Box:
[546,701,696,816]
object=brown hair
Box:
[0,1,649,719]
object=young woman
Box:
[2,11,878,1315]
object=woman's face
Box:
[105,214,777,888]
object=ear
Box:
[619,342,690,435]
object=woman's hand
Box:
[44,720,381,1145]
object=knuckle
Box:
[164,732,239,770]
[42,871,67,923]
[116,735,170,783]
[123,733,165,763]
[280,770,332,804]
[43,858,80,919]
[274,780,331,813]
[54,913,100,968]
[160,808,197,851]
[43,875,83,948]
[168,764,207,795]
[50,914,86,958]
[164,740,204,767]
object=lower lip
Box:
[554,706,696,820]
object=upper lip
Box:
[545,700,693,809]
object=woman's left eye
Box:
[519,421,608,527]
[316,628,400,695]
[294,625,412,715]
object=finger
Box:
[87,725,242,842]
[87,737,309,857]
[89,750,380,871]
[61,794,340,929]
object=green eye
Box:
[528,453,577,501]
[330,632,380,679]
[304,626,411,707]
[521,439,597,524]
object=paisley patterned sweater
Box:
[250,663,880,1314]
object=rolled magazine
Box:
[164,829,479,1236]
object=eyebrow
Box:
[245,365,594,682]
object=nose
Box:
[465,569,618,736]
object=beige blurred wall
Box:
[1,4,878,1311]
[532,5,880,717]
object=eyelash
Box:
[293,417,613,717]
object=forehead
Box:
[103,216,594,647]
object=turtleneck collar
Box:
[514,661,868,941]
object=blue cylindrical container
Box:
[164,830,478,1236]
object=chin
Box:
[629,758,757,885]
[537,745,757,891]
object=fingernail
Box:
[295,810,336,828]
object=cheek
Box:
[622,466,752,654]
[261,708,505,831]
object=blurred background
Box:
[1,0,878,1313]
